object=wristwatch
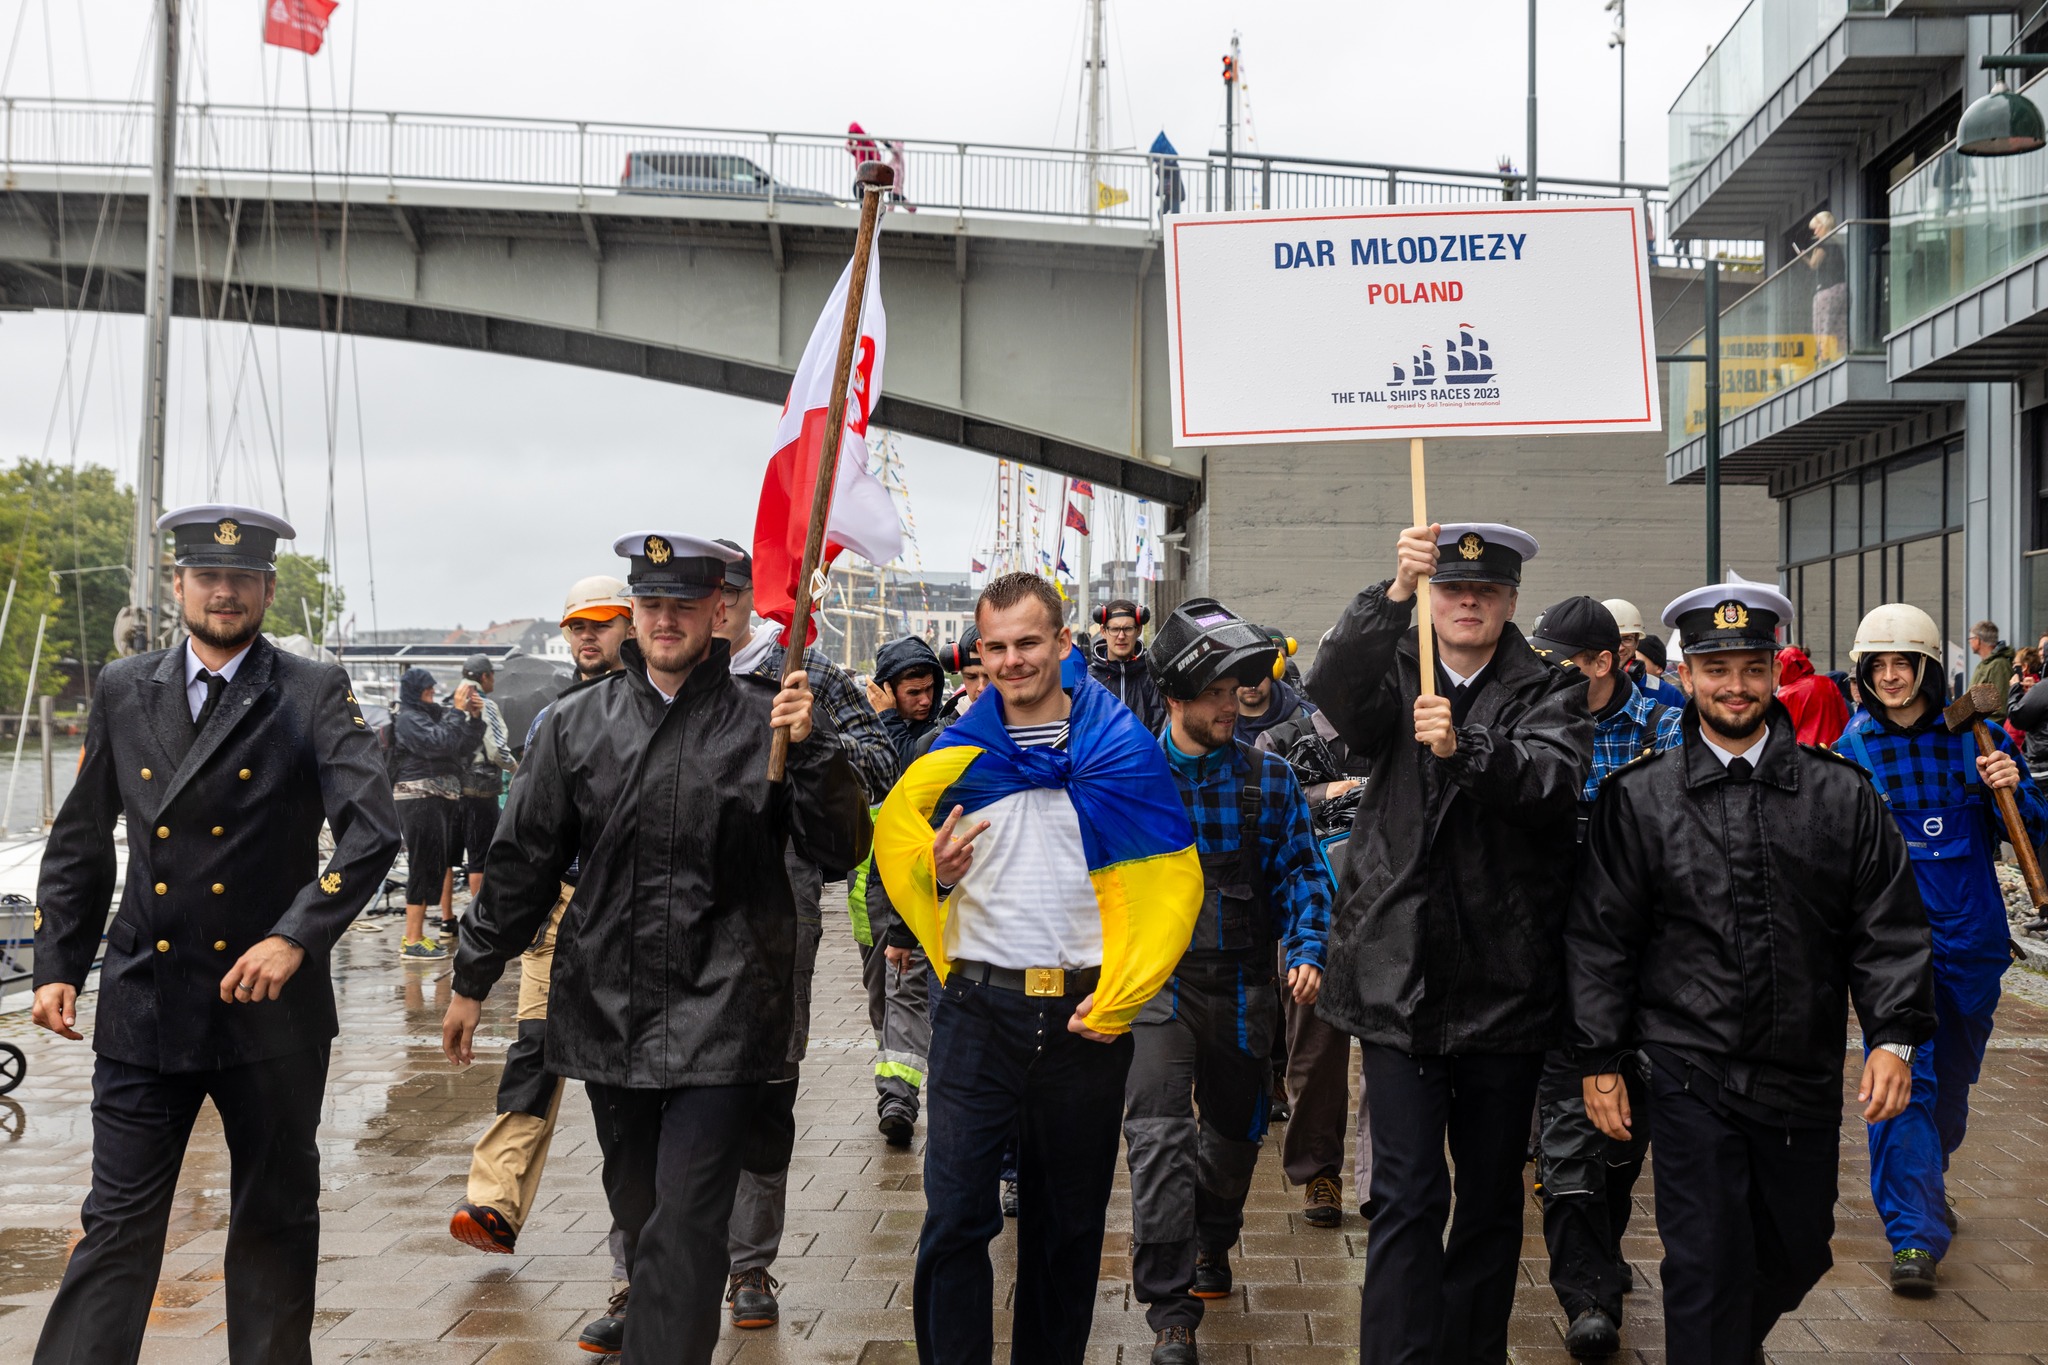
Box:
[1876,1042,1915,1063]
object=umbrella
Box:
[487,650,575,756]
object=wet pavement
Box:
[7,888,2048,1362]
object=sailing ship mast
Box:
[122,0,180,654]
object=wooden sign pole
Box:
[768,159,894,783]
[1410,436,1437,699]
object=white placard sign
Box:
[1163,200,1661,446]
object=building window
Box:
[1779,437,1964,673]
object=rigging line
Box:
[188,191,221,498]
[1048,0,1084,148]
[313,10,360,644]
[346,327,377,640]
[0,0,28,99]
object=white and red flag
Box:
[263,0,339,54]
[752,237,902,639]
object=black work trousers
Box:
[1125,965,1276,1332]
[1357,1045,1544,1365]
[1647,1052,1838,1365]
[585,1080,769,1365]
[34,1046,329,1365]
[914,971,1133,1365]
[1537,1048,1649,1323]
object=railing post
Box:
[1259,156,1272,211]
[385,111,397,200]
[764,130,777,218]
[1385,166,1398,205]
[3,97,12,189]
[576,120,588,206]
[956,143,967,230]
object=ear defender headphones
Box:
[1268,634,1298,680]
[938,640,978,673]
[1093,602,1151,628]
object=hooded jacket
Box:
[1972,643,2017,721]
[1305,582,1593,1053]
[452,638,872,1087]
[1234,677,1314,746]
[393,666,484,789]
[1566,703,1935,1123]
[876,636,943,762]
[1775,645,1849,747]
[1088,637,1167,734]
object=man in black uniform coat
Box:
[1568,574,1934,1365]
[443,530,871,1365]
[1306,521,1592,1364]
[30,503,402,1365]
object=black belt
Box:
[949,958,1102,999]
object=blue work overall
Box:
[1852,768,2009,1260]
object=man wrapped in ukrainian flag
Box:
[874,572,1202,1365]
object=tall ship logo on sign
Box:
[1382,326,1500,405]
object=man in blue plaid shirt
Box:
[1837,603,2048,1297]
[1525,596,1684,1359]
[1123,597,1333,1365]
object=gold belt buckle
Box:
[1024,967,1065,997]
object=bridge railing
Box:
[0,97,1759,266]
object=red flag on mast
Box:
[263,0,339,55]
[1064,501,1090,535]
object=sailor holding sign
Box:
[1306,522,1592,1365]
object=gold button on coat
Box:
[153,882,167,895]
[213,940,227,951]
[155,826,169,839]
[154,939,169,953]
[212,826,224,836]
[141,768,152,780]
[211,883,224,895]
[239,769,251,780]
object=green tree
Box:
[272,553,345,643]
[0,460,135,706]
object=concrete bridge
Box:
[0,98,1775,635]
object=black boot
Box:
[1151,1325,1199,1364]
[1565,1307,1619,1359]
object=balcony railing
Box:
[1669,218,1888,452]
[1669,0,1882,189]
[1889,72,2048,332]
[0,96,1754,265]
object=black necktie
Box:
[195,671,226,733]
[1726,756,1754,782]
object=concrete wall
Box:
[1185,268,1779,657]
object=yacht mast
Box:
[1083,0,1105,223]
[125,0,180,653]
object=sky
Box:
[0,0,1748,631]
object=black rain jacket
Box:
[1564,703,1935,1123]
[1089,638,1167,734]
[453,638,872,1088]
[1305,581,1593,1054]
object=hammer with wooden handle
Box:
[1942,682,2048,912]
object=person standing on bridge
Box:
[1568,576,1933,1365]
[30,504,401,1365]
[443,532,871,1364]
[1305,522,1593,1365]
[873,572,1203,1365]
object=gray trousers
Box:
[726,854,823,1275]
[858,938,932,1120]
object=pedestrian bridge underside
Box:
[0,170,1198,503]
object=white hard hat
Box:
[561,574,632,626]
[1602,599,1646,637]
[1849,603,1942,665]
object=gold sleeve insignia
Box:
[319,872,342,895]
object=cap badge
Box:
[1457,533,1485,561]
[1712,601,1750,631]
[214,519,241,547]
[319,872,342,895]
[644,535,672,565]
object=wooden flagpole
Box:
[768,159,894,782]
[1410,436,1437,699]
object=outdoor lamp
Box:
[1959,55,2048,157]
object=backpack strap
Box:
[1232,739,1268,903]
[1640,700,1673,759]
[1840,720,1886,803]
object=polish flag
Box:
[752,236,903,640]
[263,0,339,54]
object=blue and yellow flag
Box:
[874,675,1202,1035]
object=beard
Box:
[184,598,264,651]
[641,632,712,674]
[1700,695,1768,740]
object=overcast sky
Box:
[0,0,1746,631]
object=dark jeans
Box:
[585,1081,769,1365]
[1538,1049,1649,1322]
[457,793,500,872]
[1357,1045,1543,1365]
[1647,1052,1837,1365]
[35,1046,328,1365]
[914,972,1133,1365]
